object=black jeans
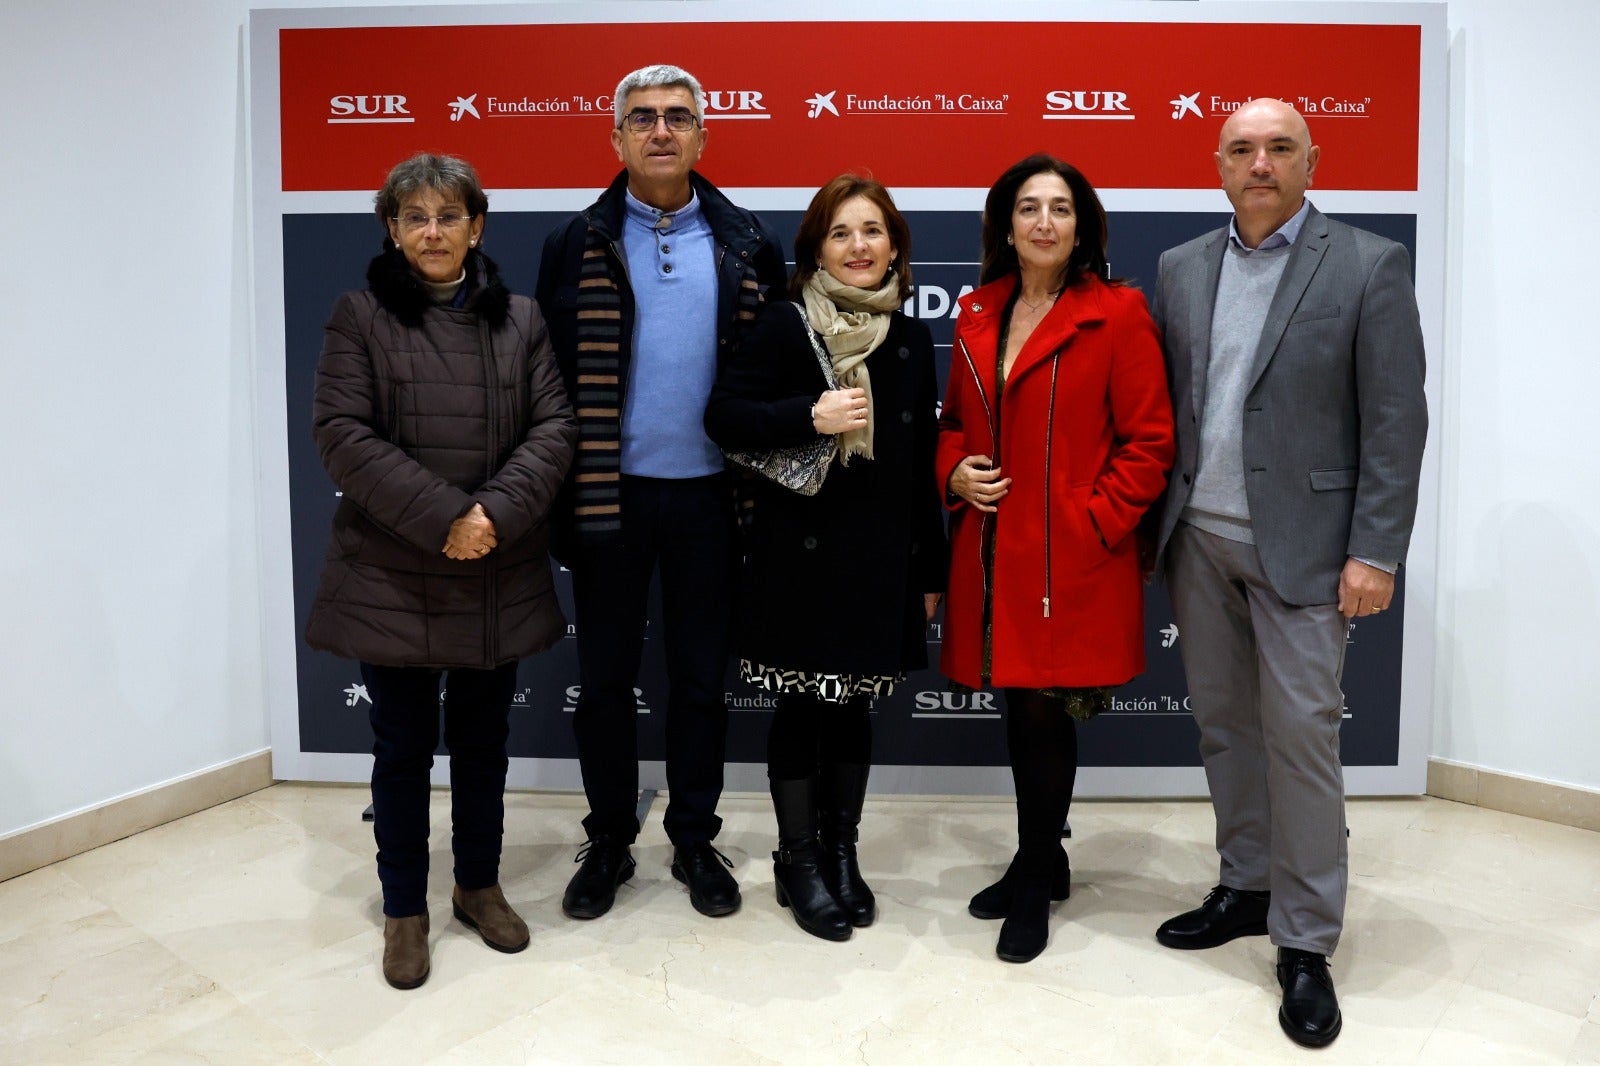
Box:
[570,474,735,846]
[362,661,518,918]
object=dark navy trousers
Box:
[362,661,518,918]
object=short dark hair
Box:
[373,152,489,227]
[979,154,1115,288]
[789,174,913,303]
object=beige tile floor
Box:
[2,786,1598,1065]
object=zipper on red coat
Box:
[1042,354,1060,619]
[958,338,997,606]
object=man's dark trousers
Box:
[570,472,735,846]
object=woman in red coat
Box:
[937,155,1174,963]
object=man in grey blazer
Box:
[1149,98,1427,1048]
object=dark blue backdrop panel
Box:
[284,208,1414,769]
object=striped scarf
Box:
[567,226,765,544]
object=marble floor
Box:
[2,786,1598,1065]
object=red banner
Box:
[279,21,1420,192]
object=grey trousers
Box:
[1168,522,1349,956]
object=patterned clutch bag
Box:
[723,303,839,497]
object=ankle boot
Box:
[818,761,876,927]
[453,883,530,953]
[770,777,851,942]
[968,847,1071,919]
[995,852,1052,963]
[382,912,430,989]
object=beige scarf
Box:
[801,269,901,463]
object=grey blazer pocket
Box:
[1308,466,1358,491]
[1289,304,1341,324]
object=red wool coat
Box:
[936,273,1175,689]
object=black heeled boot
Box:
[995,850,1053,963]
[968,847,1071,920]
[770,777,852,942]
[818,761,876,927]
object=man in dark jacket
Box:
[535,63,787,921]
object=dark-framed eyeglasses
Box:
[619,108,698,134]
[396,212,473,232]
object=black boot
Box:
[995,850,1052,963]
[770,777,851,942]
[968,847,1071,920]
[818,761,876,928]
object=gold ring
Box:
[1371,606,1383,613]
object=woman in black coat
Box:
[705,175,948,941]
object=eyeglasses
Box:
[619,108,698,134]
[397,212,473,232]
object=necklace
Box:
[1016,288,1060,315]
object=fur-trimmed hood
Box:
[366,246,512,329]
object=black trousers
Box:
[362,661,518,918]
[570,474,735,846]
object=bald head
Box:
[1219,98,1312,153]
[1214,98,1321,248]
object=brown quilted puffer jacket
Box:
[305,248,577,668]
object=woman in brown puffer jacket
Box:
[305,153,576,990]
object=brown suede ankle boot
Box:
[382,913,430,989]
[452,884,530,953]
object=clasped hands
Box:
[444,502,497,561]
[948,454,1012,513]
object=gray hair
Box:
[612,64,703,127]
[373,152,489,224]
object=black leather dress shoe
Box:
[561,837,635,920]
[672,842,741,917]
[1277,947,1342,1047]
[1155,885,1270,949]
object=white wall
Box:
[1420,0,1600,790]
[1,0,1594,843]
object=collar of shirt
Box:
[624,187,702,234]
[1228,199,1312,254]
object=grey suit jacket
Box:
[1150,205,1428,607]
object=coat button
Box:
[898,346,910,359]
[900,411,913,424]
[803,535,818,549]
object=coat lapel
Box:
[954,281,1008,450]
[1187,230,1229,422]
[1248,206,1330,390]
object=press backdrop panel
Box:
[251,2,1445,795]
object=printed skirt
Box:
[741,659,903,704]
